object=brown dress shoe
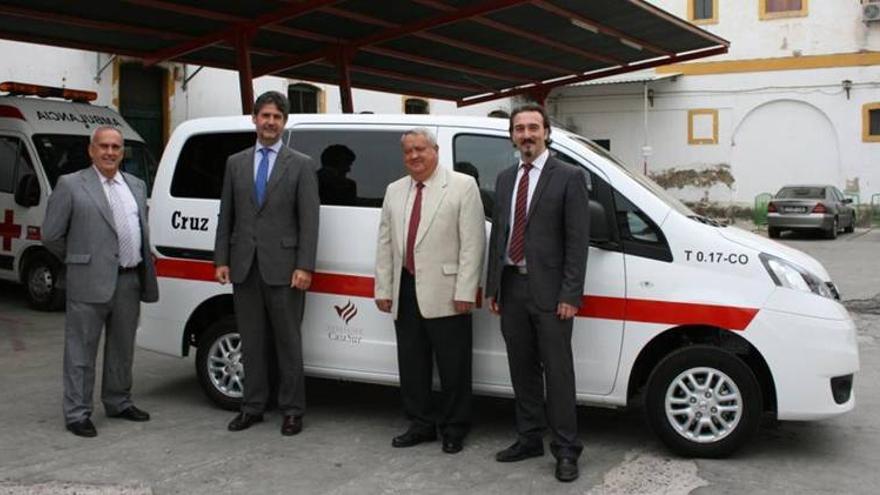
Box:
[281,415,303,436]
[66,418,97,438]
[228,412,263,432]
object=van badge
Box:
[334,300,358,325]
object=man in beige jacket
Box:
[375,128,485,454]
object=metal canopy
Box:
[0,0,728,111]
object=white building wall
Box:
[552,1,880,206]
[651,0,880,58]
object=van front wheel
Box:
[196,317,244,411]
[645,346,762,458]
[24,252,64,311]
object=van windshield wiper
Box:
[687,214,724,227]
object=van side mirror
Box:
[842,197,853,204]
[14,174,41,207]
[589,199,611,243]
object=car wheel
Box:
[767,227,781,239]
[844,215,855,234]
[645,345,762,458]
[23,252,64,311]
[824,217,838,239]
[196,316,244,411]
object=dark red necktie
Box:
[405,182,425,275]
[508,163,532,264]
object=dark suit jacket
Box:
[43,167,159,304]
[485,156,590,311]
[214,145,320,285]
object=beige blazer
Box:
[375,166,486,320]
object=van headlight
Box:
[759,253,835,299]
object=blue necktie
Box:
[255,148,270,206]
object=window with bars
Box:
[288,83,320,114]
[403,98,430,115]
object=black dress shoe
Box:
[66,418,97,438]
[391,429,437,448]
[281,415,303,436]
[109,406,150,422]
[555,457,579,482]
[442,437,463,454]
[495,441,544,462]
[228,412,264,432]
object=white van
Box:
[0,82,157,309]
[140,114,858,457]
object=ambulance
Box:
[139,114,858,457]
[0,81,156,309]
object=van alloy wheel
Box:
[24,253,64,311]
[664,367,742,444]
[196,317,244,410]
[645,345,762,458]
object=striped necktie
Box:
[105,178,139,268]
[507,163,532,264]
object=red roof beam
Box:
[532,1,673,57]
[288,4,569,78]
[457,45,728,107]
[627,0,729,48]
[412,0,623,66]
[313,61,490,93]
[144,0,340,66]
[254,0,532,77]
[123,0,341,43]
[0,4,188,41]
[363,46,528,85]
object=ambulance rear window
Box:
[31,134,156,195]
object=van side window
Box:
[32,134,155,194]
[453,134,517,217]
[0,136,34,193]
[613,190,672,262]
[169,132,255,199]
[290,129,408,208]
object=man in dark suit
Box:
[43,126,160,438]
[214,91,320,436]
[485,104,590,482]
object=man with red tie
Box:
[485,104,590,482]
[374,128,485,454]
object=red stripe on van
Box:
[580,296,758,331]
[155,259,758,330]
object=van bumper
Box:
[746,307,859,420]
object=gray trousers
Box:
[233,262,306,417]
[500,267,583,460]
[63,270,140,423]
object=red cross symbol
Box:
[0,209,23,252]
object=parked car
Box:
[767,185,856,239]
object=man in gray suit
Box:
[43,126,159,438]
[485,104,590,482]
[214,91,319,436]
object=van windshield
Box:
[566,133,696,218]
[31,134,158,195]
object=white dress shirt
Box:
[95,166,142,267]
[253,139,283,181]
[505,148,549,266]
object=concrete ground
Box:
[1,227,878,495]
